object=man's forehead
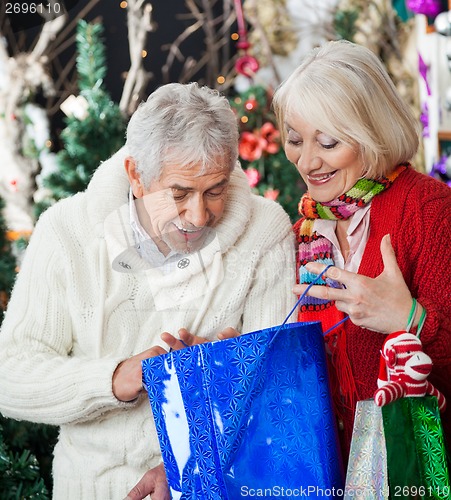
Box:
[156,163,231,188]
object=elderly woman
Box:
[272,40,451,461]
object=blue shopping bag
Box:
[142,320,344,499]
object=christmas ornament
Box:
[407,0,444,18]
[434,9,451,35]
[233,0,259,77]
[374,331,446,411]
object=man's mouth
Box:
[174,223,206,242]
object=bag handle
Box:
[270,265,349,345]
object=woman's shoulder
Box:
[383,166,451,212]
[397,166,450,197]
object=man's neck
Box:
[134,197,172,257]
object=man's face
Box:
[130,159,230,255]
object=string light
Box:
[141,50,148,58]
[231,33,239,41]
[120,1,128,8]
[241,116,248,124]
[217,75,225,85]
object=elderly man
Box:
[0,82,295,499]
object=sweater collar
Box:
[86,147,252,274]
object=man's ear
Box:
[124,156,144,198]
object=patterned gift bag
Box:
[143,321,345,500]
[344,400,389,499]
[345,397,450,500]
[382,397,450,500]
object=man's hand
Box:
[161,326,240,350]
[113,327,240,402]
[124,463,170,500]
[113,346,167,402]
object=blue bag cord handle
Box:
[269,265,349,346]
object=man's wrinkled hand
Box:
[124,463,170,500]
[112,346,167,402]
[161,326,240,350]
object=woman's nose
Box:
[296,144,317,172]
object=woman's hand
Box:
[293,234,422,334]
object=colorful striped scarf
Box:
[295,164,407,417]
[296,165,407,311]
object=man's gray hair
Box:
[125,82,239,186]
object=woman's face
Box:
[284,114,365,203]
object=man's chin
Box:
[165,228,214,254]
[170,239,205,255]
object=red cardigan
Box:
[295,167,451,460]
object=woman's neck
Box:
[336,218,352,262]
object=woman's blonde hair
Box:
[272,40,420,178]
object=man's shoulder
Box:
[33,192,91,244]
[249,192,291,220]
[37,191,86,223]
[247,193,293,242]
[36,148,129,233]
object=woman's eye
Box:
[286,136,302,146]
[320,142,338,150]
[317,133,338,150]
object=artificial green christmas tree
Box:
[0,425,49,500]
[0,197,16,321]
[36,20,126,214]
[0,197,54,498]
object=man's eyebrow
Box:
[170,184,194,192]
[170,178,229,191]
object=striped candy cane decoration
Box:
[374,331,446,412]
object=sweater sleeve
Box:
[0,208,134,426]
[395,177,451,365]
[411,215,451,363]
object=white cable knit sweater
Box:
[0,148,296,499]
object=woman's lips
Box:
[306,170,337,185]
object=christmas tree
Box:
[1,19,127,493]
[0,420,51,500]
[36,20,126,215]
[0,197,54,498]
[0,426,49,500]
[0,197,16,321]
[230,85,306,222]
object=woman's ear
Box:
[124,156,144,198]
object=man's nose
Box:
[184,196,209,227]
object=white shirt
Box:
[314,203,371,273]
